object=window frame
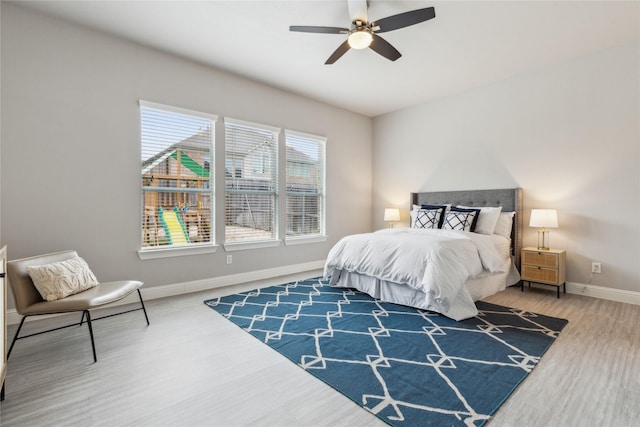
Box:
[223,117,281,251]
[138,100,218,260]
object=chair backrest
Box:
[7,250,78,314]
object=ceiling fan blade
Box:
[372,7,435,33]
[347,0,368,23]
[369,33,401,61]
[325,40,351,64]
[289,26,349,34]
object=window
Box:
[140,100,216,250]
[285,130,326,239]
[224,118,279,243]
[225,157,243,178]
[250,152,270,175]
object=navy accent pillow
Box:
[420,204,447,228]
[450,206,481,232]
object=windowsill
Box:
[138,236,326,258]
[223,240,281,252]
[138,244,218,260]
[284,235,327,245]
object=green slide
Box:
[158,207,190,245]
[171,151,209,177]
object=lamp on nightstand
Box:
[384,208,400,228]
[529,209,558,250]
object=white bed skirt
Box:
[330,256,521,311]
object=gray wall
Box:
[3,2,639,306]
[0,3,373,308]
[373,41,640,293]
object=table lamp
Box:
[529,209,558,250]
[384,208,400,228]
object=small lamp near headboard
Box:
[529,209,558,250]
[384,208,400,228]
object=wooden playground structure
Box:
[142,147,212,247]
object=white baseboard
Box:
[566,281,640,305]
[8,265,638,325]
[6,259,326,325]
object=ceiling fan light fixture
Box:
[290,4,435,64]
[348,30,372,49]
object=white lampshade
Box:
[529,209,558,228]
[384,208,400,222]
[348,30,372,49]
[529,209,558,250]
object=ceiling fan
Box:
[290,0,436,64]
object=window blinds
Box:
[285,130,326,238]
[140,101,216,248]
[224,118,280,243]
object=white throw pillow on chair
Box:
[27,256,99,302]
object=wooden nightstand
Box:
[521,247,566,298]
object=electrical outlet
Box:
[226,255,233,265]
[592,262,601,274]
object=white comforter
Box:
[323,228,506,320]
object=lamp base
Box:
[537,229,550,251]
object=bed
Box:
[324,188,523,320]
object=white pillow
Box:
[494,211,516,238]
[410,204,420,228]
[457,205,502,235]
[27,256,99,302]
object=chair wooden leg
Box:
[84,310,97,363]
[7,316,27,360]
[137,289,150,326]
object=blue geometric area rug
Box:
[204,277,568,426]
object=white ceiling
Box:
[15,0,640,117]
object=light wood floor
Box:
[1,274,639,427]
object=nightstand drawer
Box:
[522,265,559,284]
[521,247,566,297]
[522,250,559,268]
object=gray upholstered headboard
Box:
[410,188,523,268]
